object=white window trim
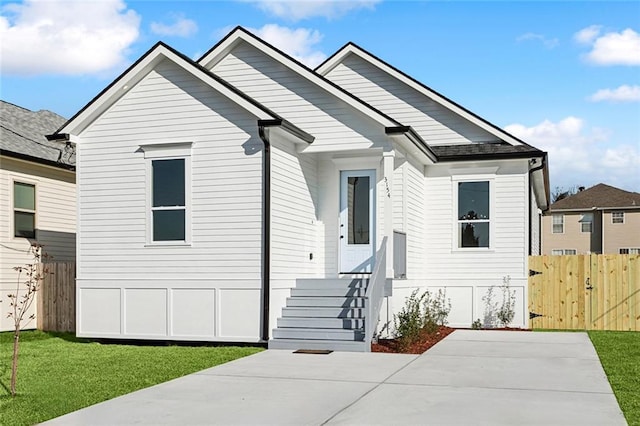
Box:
[612,211,625,224]
[579,213,593,233]
[141,142,192,246]
[452,176,494,252]
[552,214,564,234]
[11,178,38,240]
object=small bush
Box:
[394,288,451,348]
[471,318,483,330]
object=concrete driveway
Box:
[45,330,626,425]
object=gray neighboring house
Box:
[542,183,640,255]
[0,100,76,331]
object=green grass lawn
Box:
[589,331,640,426]
[0,331,263,426]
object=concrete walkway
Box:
[45,330,626,425]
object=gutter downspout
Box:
[528,154,547,255]
[258,123,272,343]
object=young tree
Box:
[8,243,50,397]
[551,185,580,203]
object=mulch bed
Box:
[371,325,456,354]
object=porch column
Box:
[383,149,394,279]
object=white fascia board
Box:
[58,44,275,137]
[197,29,399,128]
[317,44,526,147]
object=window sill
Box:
[451,248,495,254]
[144,242,191,247]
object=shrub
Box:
[394,288,451,348]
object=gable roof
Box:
[432,142,542,161]
[197,27,403,130]
[0,100,74,169]
[52,41,306,139]
[316,42,542,151]
[549,183,640,211]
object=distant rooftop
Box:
[0,100,75,168]
[549,183,640,210]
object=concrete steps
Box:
[268,278,370,352]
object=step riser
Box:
[282,307,364,318]
[295,278,369,290]
[291,288,366,297]
[286,297,365,308]
[277,317,365,329]
[273,328,365,341]
[268,339,368,352]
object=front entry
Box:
[339,170,375,273]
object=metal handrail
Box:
[364,236,387,351]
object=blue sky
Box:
[2,0,639,192]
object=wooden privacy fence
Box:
[528,254,639,331]
[37,262,76,333]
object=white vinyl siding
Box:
[323,55,496,145]
[530,185,541,255]
[0,157,76,331]
[76,59,265,341]
[270,139,320,281]
[210,42,387,153]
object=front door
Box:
[339,170,375,273]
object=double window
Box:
[457,181,490,248]
[612,211,624,224]
[551,249,577,255]
[14,182,36,238]
[619,248,640,254]
[552,214,564,234]
[142,142,192,244]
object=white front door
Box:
[339,170,375,273]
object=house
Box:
[0,100,76,331]
[48,27,549,351]
[542,183,640,255]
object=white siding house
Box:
[51,27,549,350]
[0,101,76,331]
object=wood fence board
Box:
[528,254,639,331]
[37,262,76,333]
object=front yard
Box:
[0,331,262,425]
[589,330,640,426]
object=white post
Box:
[383,149,395,279]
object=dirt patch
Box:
[371,326,456,354]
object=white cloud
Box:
[248,24,326,67]
[574,25,601,44]
[248,0,380,21]
[150,14,197,37]
[575,26,640,66]
[589,85,640,102]
[0,0,140,76]
[516,32,559,49]
[505,117,640,191]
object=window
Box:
[141,142,192,244]
[14,182,36,238]
[552,249,577,255]
[580,213,593,233]
[612,211,624,224]
[457,181,490,248]
[152,159,186,241]
[552,214,564,234]
[620,248,640,254]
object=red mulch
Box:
[371,325,456,354]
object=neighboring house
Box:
[49,27,549,350]
[0,100,76,331]
[543,183,640,255]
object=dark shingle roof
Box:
[431,142,542,161]
[550,183,640,210]
[0,100,75,167]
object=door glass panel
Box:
[347,176,370,244]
